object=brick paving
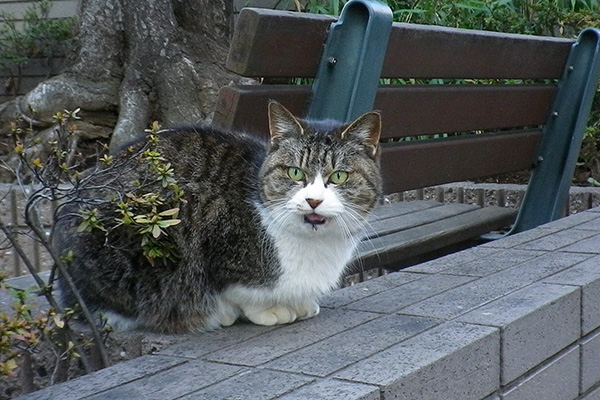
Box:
[17,206,600,399]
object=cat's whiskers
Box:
[261,200,295,236]
[345,204,390,275]
[344,203,379,239]
[340,205,370,232]
[333,216,357,246]
[332,204,385,279]
[340,204,381,254]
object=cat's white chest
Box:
[271,229,355,302]
[214,226,355,328]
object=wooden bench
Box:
[213,1,600,273]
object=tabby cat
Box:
[53,101,382,333]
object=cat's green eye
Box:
[287,167,305,181]
[329,170,349,184]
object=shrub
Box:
[0,109,183,396]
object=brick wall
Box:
[0,0,77,102]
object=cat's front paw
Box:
[296,301,320,320]
[245,306,298,326]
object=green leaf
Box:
[158,208,179,217]
[53,315,64,328]
[157,219,181,228]
[133,215,152,224]
[76,220,90,232]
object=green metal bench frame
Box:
[214,1,600,271]
[309,0,600,236]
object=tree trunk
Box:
[0,0,240,153]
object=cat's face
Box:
[258,102,382,238]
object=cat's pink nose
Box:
[306,198,323,209]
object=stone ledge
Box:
[16,206,600,399]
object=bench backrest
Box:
[214,6,600,232]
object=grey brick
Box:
[401,252,590,320]
[575,217,600,231]
[321,271,424,308]
[205,308,378,366]
[405,246,501,274]
[334,321,500,400]
[344,274,475,314]
[457,282,580,384]
[442,249,545,277]
[582,385,600,400]
[3,271,50,290]
[85,360,245,400]
[1,275,50,316]
[264,314,439,377]
[157,322,275,358]
[581,330,600,393]
[544,255,600,334]
[480,227,560,249]
[560,232,600,254]
[277,379,379,400]
[515,228,598,251]
[177,369,314,400]
[18,355,187,400]
[535,210,600,229]
[501,347,579,400]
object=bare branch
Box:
[0,219,95,373]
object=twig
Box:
[15,97,49,128]
[23,211,110,369]
[20,351,35,394]
[0,219,95,373]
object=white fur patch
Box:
[218,175,364,326]
[97,309,142,331]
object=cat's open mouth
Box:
[304,213,326,226]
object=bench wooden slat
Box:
[352,203,517,272]
[227,9,333,78]
[367,203,479,239]
[380,130,541,193]
[213,85,310,135]
[228,8,572,79]
[383,24,571,79]
[370,200,443,220]
[214,84,543,193]
[213,85,555,138]
[377,85,554,138]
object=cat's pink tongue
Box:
[305,213,326,225]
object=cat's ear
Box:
[268,101,304,143]
[341,111,381,158]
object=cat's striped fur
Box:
[54,102,382,333]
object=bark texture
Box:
[0,0,240,153]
